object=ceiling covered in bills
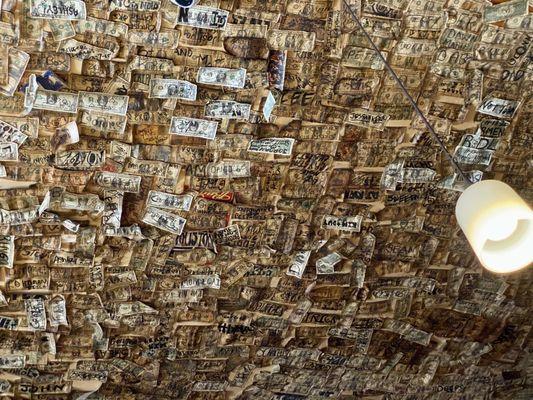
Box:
[0,0,532,398]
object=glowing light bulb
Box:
[455,180,533,274]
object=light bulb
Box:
[455,180,533,274]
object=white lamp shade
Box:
[455,180,533,274]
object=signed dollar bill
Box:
[57,38,115,60]
[149,79,197,100]
[30,0,87,20]
[142,206,186,235]
[76,18,128,37]
[30,89,79,113]
[169,116,218,140]
[205,101,251,120]
[78,91,129,116]
[0,120,28,145]
[176,6,229,30]
[128,30,180,47]
[248,138,294,156]
[0,48,30,97]
[0,142,17,161]
[197,67,247,89]
[146,191,194,211]
[267,29,316,52]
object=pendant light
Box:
[456,180,532,273]
[343,1,533,273]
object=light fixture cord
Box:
[342,0,473,185]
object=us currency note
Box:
[25,298,47,331]
[78,91,129,116]
[0,143,18,161]
[1,117,39,138]
[0,235,14,268]
[316,252,342,274]
[79,111,127,134]
[142,206,186,235]
[0,355,25,369]
[146,191,194,211]
[51,121,79,151]
[55,150,105,170]
[57,38,115,60]
[248,138,295,156]
[181,274,221,290]
[148,79,197,100]
[109,0,161,11]
[169,116,218,140]
[204,160,251,178]
[128,30,180,47]
[76,18,128,37]
[197,67,247,89]
[286,250,311,279]
[0,45,7,86]
[175,6,229,30]
[0,48,30,97]
[267,29,316,52]
[484,0,528,23]
[49,20,76,41]
[0,120,28,145]
[205,101,251,120]
[30,89,79,113]
[94,171,141,193]
[30,0,87,20]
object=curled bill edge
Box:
[23,74,38,114]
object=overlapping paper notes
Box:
[0,0,531,399]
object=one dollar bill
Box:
[169,116,218,140]
[149,79,197,100]
[30,0,87,20]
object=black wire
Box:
[342,0,472,185]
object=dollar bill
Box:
[94,171,141,193]
[25,298,47,331]
[205,101,251,120]
[176,6,229,30]
[316,252,342,274]
[30,89,79,113]
[287,250,311,279]
[0,48,30,97]
[146,191,194,211]
[78,91,129,116]
[57,38,115,60]
[0,142,18,161]
[0,117,39,138]
[49,20,76,41]
[76,17,128,37]
[0,355,25,369]
[128,30,180,47]
[169,116,218,140]
[142,206,186,235]
[109,0,161,11]
[0,120,28,145]
[267,29,316,52]
[342,46,386,69]
[0,22,17,46]
[181,274,221,290]
[248,138,295,156]
[55,150,105,170]
[484,0,528,23]
[262,91,276,121]
[148,78,197,100]
[30,0,87,20]
[0,235,14,268]
[197,67,247,89]
[0,45,7,86]
[346,109,390,130]
[51,121,79,151]
[79,111,127,134]
[204,160,251,178]
[322,215,362,232]
[477,97,520,119]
